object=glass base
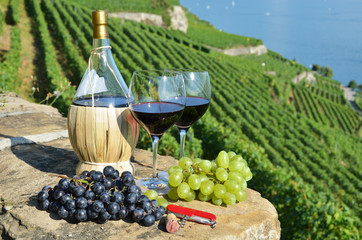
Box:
[135,177,169,195]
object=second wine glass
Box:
[128,70,186,193]
[167,69,211,158]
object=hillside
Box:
[0,0,361,239]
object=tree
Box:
[348,80,357,89]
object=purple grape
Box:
[127,184,138,193]
[142,214,155,226]
[121,171,132,178]
[50,201,61,212]
[153,209,163,221]
[140,200,152,211]
[84,190,96,201]
[99,192,111,204]
[58,178,70,190]
[66,199,76,210]
[91,171,103,182]
[111,191,124,204]
[121,174,133,187]
[127,204,136,212]
[92,182,105,195]
[76,197,88,209]
[102,178,113,189]
[112,170,120,179]
[125,192,138,205]
[80,170,89,178]
[60,193,71,205]
[39,199,50,210]
[106,202,120,215]
[92,200,104,213]
[53,189,65,200]
[57,205,69,219]
[72,185,85,198]
[75,209,87,222]
[117,206,129,219]
[158,206,166,215]
[37,191,49,202]
[87,208,99,220]
[99,210,111,221]
[131,207,145,222]
[103,166,115,178]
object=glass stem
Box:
[179,129,187,159]
[151,135,160,179]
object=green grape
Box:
[228,171,244,183]
[188,174,201,190]
[179,157,193,170]
[210,160,218,172]
[193,158,202,165]
[224,179,240,194]
[213,183,226,199]
[229,160,246,172]
[230,155,243,162]
[144,190,158,200]
[157,198,169,210]
[168,165,183,175]
[177,182,190,199]
[169,172,183,187]
[212,194,223,206]
[198,173,208,183]
[223,192,236,205]
[184,189,196,202]
[198,160,212,173]
[168,187,179,200]
[241,166,251,179]
[198,192,212,202]
[227,151,236,159]
[216,150,229,168]
[240,178,247,190]
[235,189,247,202]
[245,172,253,181]
[200,180,214,196]
[215,168,228,182]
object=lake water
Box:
[180,0,362,86]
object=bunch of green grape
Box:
[167,150,253,206]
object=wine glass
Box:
[128,70,186,193]
[166,69,211,158]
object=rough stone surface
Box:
[0,94,281,240]
[292,71,316,85]
[168,6,188,33]
[109,6,188,33]
[108,12,164,27]
[209,45,268,56]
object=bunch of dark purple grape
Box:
[37,166,165,226]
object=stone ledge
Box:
[0,94,281,239]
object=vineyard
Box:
[0,0,361,239]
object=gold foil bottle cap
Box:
[92,10,108,39]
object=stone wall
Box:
[209,44,268,56]
[108,5,188,33]
[0,93,281,239]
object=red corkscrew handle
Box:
[167,204,217,227]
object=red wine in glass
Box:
[165,70,211,158]
[128,70,186,193]
[130,102,184,136]
[176,96,210,131]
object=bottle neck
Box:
[92,38,110,49]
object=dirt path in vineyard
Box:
[17,0,36,101]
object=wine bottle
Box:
[67,10,139,175]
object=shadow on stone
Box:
[2,134,78,176]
